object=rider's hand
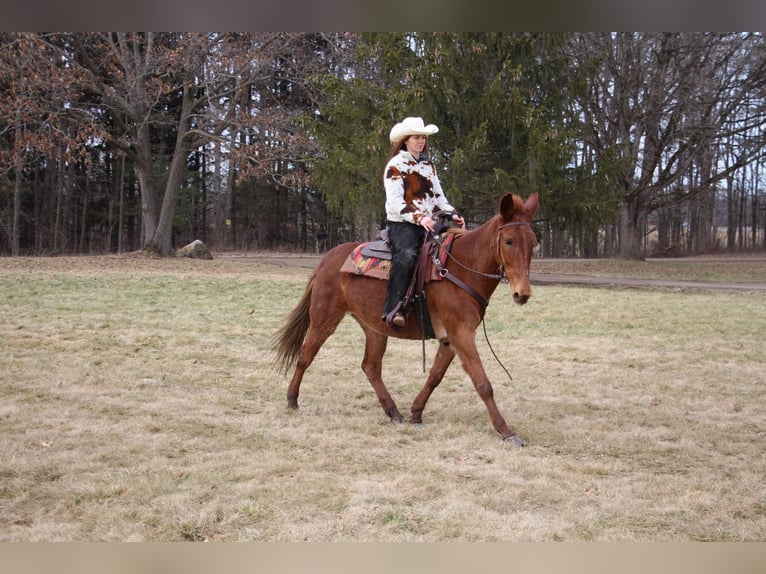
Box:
[419,215,435,232]
[453,214,465,228]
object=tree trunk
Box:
[152,150,186,255]
[199,149,207,243]
[79,169,89,253]
[656,209,669,254]
[11,112,25,256]
[118,155,125,254]
[763,197,766,250]
[212,139,222,249]
[228,159,237,250]
[750,158,760,249]
[726,174,737,252]
[617,196,644,260]
[152,85,194,255]
[603,223,615,258]
[737,170,746,250]
[134,122,159,251]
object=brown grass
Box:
[532,253,766,283]
[1,254,764,541]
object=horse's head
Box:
[496,192,539,305]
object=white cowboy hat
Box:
[389,117,439,143]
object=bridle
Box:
[432,220,533,311]
[495,221,535,279]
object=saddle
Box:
[340,215,462,337]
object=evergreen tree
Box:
[308,33,574,238]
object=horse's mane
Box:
[443,226,467,237]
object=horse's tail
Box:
[271,271,315,374]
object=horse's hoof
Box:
[503,434,526,446]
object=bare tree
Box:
[567,32,766,259]
[57,32,316,254]
[0,34,95,255]
[63,33,219,254]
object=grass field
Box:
[533,253,766,283]
[1,254,765,541]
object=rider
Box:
[382,116,465,328]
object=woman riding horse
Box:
[382,117,465,328]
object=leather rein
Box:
[432,221,532,312]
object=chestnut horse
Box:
[271,192,538,444]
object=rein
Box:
[432,220,532,381]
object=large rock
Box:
[176,239,213,260]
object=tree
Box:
[3,33,765,257]
[565,32,766,259]
[308,33,573,239]
[62,33,221,254]
[0,33,98,255]
[57,32,320,254]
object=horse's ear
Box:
[524,192,539,218]
[498,193,516,220]
[498,192,538,221]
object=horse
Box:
[271,192,539,444]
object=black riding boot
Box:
[383,222,424,320]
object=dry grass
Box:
[1,254,764,541]
[532,254,766,283]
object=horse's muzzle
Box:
[512,287,531,305]
[513,292,529,305]
[508,270,532,305]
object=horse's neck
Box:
[452,218,499,274]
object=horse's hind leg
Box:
[287,316,344,410]
[360,326,403,423]
[410,338,455,424]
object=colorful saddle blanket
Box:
[340,232,457,281]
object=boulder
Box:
[176,239,213,260]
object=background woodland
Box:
[2,32,766,259]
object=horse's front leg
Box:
[410,338,455,424]
[451,330,525,445]
[359,326,403,423]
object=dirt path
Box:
[219,253,766,292]
[528,272,766,291]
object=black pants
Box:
[383,221,425,316]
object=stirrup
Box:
[383,307,406,328]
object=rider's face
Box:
[405,135,427,157]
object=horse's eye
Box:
[504,239,514,246]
